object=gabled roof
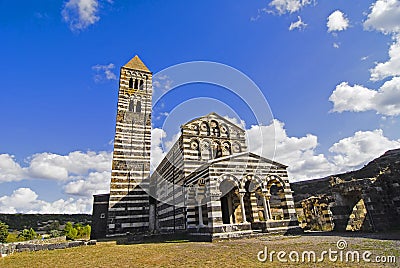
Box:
[188,151,287,176]
[208,151,287,168]
[181,112,245,132]
[123,55,151,73]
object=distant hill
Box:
[0,214,92,232]
[292,148,400,204]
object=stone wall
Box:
[0,240,96,257]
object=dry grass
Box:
[1,234,399,267]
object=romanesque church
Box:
[91,55,300,240]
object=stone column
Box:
[261,192,272,221]
[208,191,223,227]
[266,194,272,220]
[261,194,269,220]
[196,197,205,227]
[239,191,247,223]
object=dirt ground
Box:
[1,231,399,267]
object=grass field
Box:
[1,233,399,267]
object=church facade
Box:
[91,55,300,240]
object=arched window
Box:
[232,142,241,153]
[200,122,210,136]
[134,79,138,89]
[213,141,222,159]
[222,142,231,156]
[128,99,135,112]
[129,78,133,89]
[220,124,229,138]
[210,120,220,137]
[190,139,200,159]
[136,100,141,113]
[200,140,212,160]
[139,80,144,90]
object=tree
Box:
[0,221,9,243]
[64,222,77,240]
[18,228,37,241]
[63,222,91,240]
[49,229,62,238]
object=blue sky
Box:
[0,0,400,213]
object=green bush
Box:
[17,228,37,241]
[6,232,20,243]
[49,229,62,238]
[0,221,9,243]
[63,222,91,240]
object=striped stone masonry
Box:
[151,112,300,238]
[107,56,153,236]
[92,55,302,240]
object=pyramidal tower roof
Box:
[123,55,151,72]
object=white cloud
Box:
[364,0,400,34]
[64,171,110,197]
[164,132,180,152]
[327,1,400,117]
[153,75,173,93]
[329,77,400,116]
[327,10,349,32]
[0,150,112,200]
[62,0,100,31]
[92,63,117,82]
[150,128,167,171]
[289,16,307,31]
[27,151,112,181]
[0,188,92,214]
[246,120,338,180]
[330,129,400,168]
[329,82,377,113]
[0,154,25,183]
[250,14,261,22]
[333,42,340,49]
[370,36,400,81]
[223,115,246,129]
[269,0,312,14]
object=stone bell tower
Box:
[107,55,152,235]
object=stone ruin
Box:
[293,149,400,232]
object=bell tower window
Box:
[136,100,142,113]
[129,78,133,89]
[128,99,135,112]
